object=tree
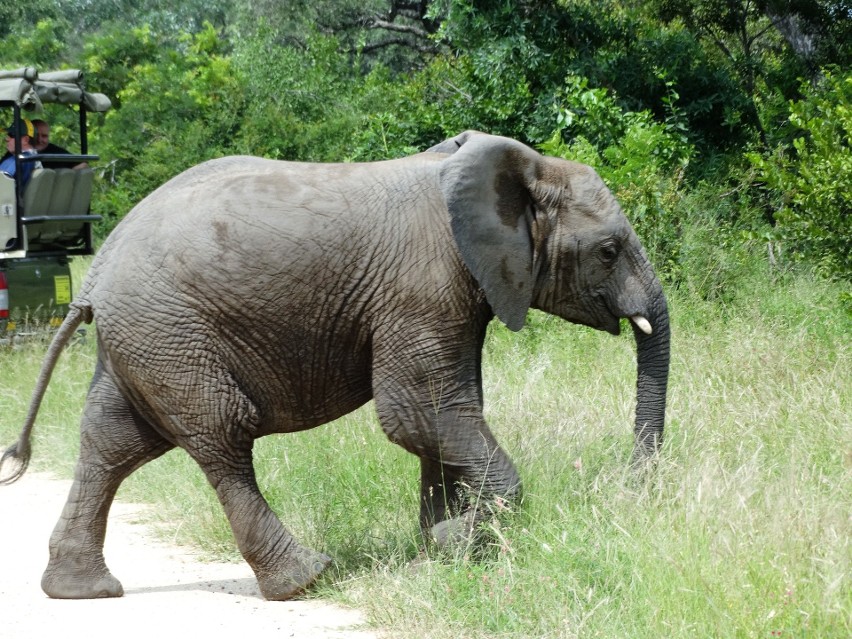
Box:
[0,0,60,39]
[748,69,852,278]
[88,24,244,236]
[53,0,232,38]
[231,0,442,72]
[652,0,851,147]
[763,1,852,71]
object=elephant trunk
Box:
[631,284,670,463]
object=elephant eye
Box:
[600,242,619,263]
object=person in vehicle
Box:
[31,119,88,169]
[1,119,41,186]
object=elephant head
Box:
[431,132,670,460]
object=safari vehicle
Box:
[0,67,110,340]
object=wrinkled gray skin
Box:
[0,132,669,601]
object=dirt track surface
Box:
[0,473,379,639]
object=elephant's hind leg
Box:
[42,365,174,599]
[189,452,331,600]
[177,386,330,600]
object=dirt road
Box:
[0,473,379,639]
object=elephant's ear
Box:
[438,135,541,332]
[425,130,486,155]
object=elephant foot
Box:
[255,547,332,601]
[429,512,477,550]
[41,563,124,599]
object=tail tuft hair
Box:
[0,438,32,485]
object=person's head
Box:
[5,119,35,152]
[31,119,49,152]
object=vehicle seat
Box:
[21,168,56,244]
[0,173,18,251]
[35,168,77,245]
[23,168,56,214]
[0,172,17,250]
[15,167,98,254]
[67,167,94,215]
[46,168,76,216]
[55,167,95,244]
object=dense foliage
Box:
[1,0,847,280]
[749,69,851,277]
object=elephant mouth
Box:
[554,298,649,337]
[596,300,623,335]
[564,311,621,335]
[603,315,622,336]
[602,297,654,337]
[600,309,653,337]
[605,314,654,336]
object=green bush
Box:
[0,18,68,67]
[87,23,243,237]
[748,68,852,280]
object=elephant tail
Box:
[0,302,92,485]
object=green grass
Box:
[1,259,849,637]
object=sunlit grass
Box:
[1,265,849,637]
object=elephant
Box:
[0,131,669,601]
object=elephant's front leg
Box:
[379,393,522,548]
[419,457,481,547]
[373,320,522,549]
[418,416,522,548]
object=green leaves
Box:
[749,69,852,279]
[0,19,67,68]
[86,24,243,237]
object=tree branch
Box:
[699,24,735,63]
[367,18,432,40]
[360,37,438,55]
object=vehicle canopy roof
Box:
[0,67,111,113]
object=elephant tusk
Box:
[631,315,653,335]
